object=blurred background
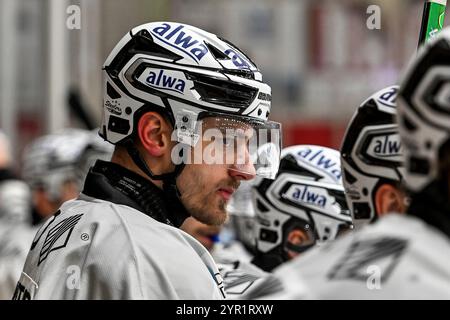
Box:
[0,0,445,172]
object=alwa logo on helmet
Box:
[294,147,342,182]
[376,86,398,108]
[283,184,329,208]
[138,67,186,94]
[150,23,254,68]
[366,133,403,161]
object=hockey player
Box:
[340,85,407,230]
[14,22,281,299]
[248,29,450,299]
[1,129,111,299]
[216,145,352,298]
[22,129,94,225]
[250,145,353,272]
[0,131,32,299]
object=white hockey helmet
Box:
[252,145,352,268]
[340,86,405,229]
[22,129,91,201]
[398,27,450,193]
[100,22,281,180]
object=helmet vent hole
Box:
[274,220,280,227]
[343,169,357,184]
[409,157,430,174]
[107,82,121,99]
[205,43,229,60]
[256,199,270,212]
[362,188,368,196]
[402,115,417,132]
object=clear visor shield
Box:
[172,114,282,180]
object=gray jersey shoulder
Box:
[16,195,225,300]
[251,214,450,299]
[0,223,37,299]
[216,259,268,299]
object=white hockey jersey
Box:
[248,214,450,299]
[0,223,37,299]
[216,259,268,299]
[13,195,226,300]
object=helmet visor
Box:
[173,112,281,180]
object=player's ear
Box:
[375,183,406,217]
[285,229,306,260]
[137,112,172,157]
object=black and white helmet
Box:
[22,129,92,201]
[252,145,352,269]
[398,28,450,193]
[341,86,405,229]
[100,22,281,179]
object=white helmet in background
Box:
[22,129,91,201]
[340,86,405,229]
[252,145,352,271]
[226,180,256,252]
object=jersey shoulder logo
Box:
[327,237,408,284]
[38,213,84,265]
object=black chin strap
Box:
[284,241,315,254]
[125,141,188,226]
[125,141,184,181]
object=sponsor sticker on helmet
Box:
[283,184,329,208]
[366,133,403,162]
[294,146,342,182]
[138,67,187,94]
[150,23,209,62]
[375,86,398,108]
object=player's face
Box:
[177,117,256,226]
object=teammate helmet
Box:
[341,86,405,229]
[398,28,450,193]
[227,180,257,251]
[22,129,91,201]
[100,22,281,179]
[252,145,352,266]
